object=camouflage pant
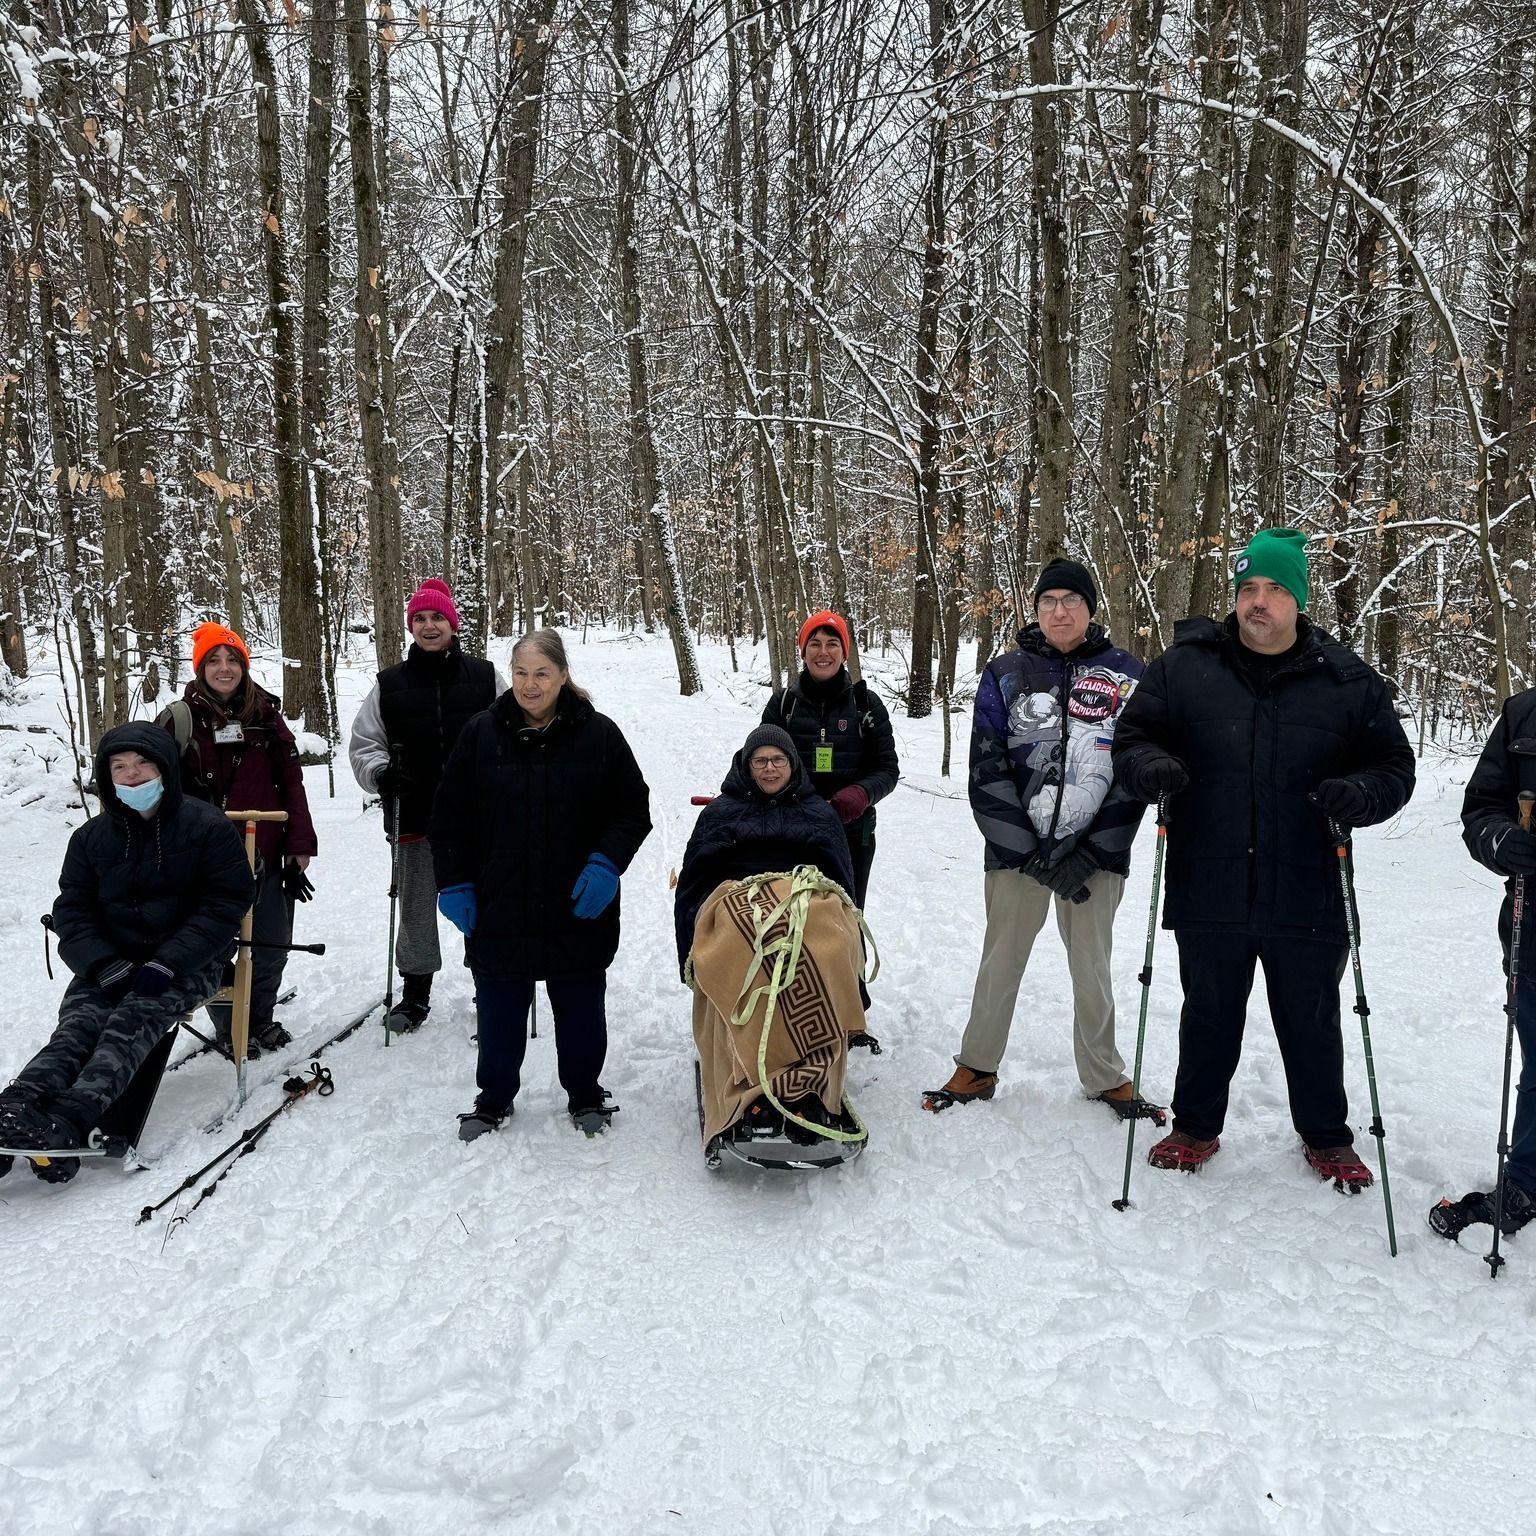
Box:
[16,960,224,1130]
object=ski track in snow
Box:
[2,633,1532,1535]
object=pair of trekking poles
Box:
[1111,798,1401,1260]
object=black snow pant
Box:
[845,815,877,1011]
[16,960,225,1132]
[205,871,293,1039]
[472,971,606,1115]
[1171,930,1352,1149]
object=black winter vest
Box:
[378,644,497,836]
[762,670,899,823]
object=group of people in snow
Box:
[1,534,1532,1236]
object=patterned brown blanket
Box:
[689,870,867,1145]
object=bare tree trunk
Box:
[610,0,700,694]
[1505,48,1536,682]
[1024,0,1073,563]
[302,0,339,740]
[342,0,405,665]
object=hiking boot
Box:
[1148,1130,1220,1171]
[1095,1082,1168,1126]
[783,1095,832,1145]
[0,1084,42,1137]
[457,1104,508,1142]
[1501,1180,1536,1233]
[254,1021,293,1053]
[921,1064,997,1112]
[32,1154,81,1185]
[1303,1142,1374,1193]
[386,973,433,1035]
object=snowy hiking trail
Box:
[3,633,1532,1536]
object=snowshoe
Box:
[1095,1085,1168,1125]
[570,1103,618,1139]
[848,1031,883,1055]
[457,1106,508,1143]
[253,1021,293,1053]
[1303,1142,1374,1194]
[31,1154,81,1185]
[1147,1131,1220,1171]
[386,974,433,1035]
[921,1063,997,1113]
[1430,1182,1535,1241]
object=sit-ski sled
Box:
[0,1023,180,1183]
[695,1059,868,1172]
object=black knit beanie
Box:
[1033,557,1098,616]
[742,724,800,772]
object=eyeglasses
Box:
[750,753,790,770]
[1037,593,1086,613]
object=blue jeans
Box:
[1510,973,1536,1195]
[472,972,606,1115]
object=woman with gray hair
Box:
[429,629,653,1140]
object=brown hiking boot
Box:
[1147,1129,1220,1170]
[921,1064,998,1112]
[1094,1082,1168,1126]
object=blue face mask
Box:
[116,776,164,815]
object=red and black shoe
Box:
[1147,1130,1220,1171]
[1303,1142,1374,1194]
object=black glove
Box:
[282,862,315,903]
[1032,848,1098,905]
[1123,750,1188,801]
[376,763,412,799]
[1310,777,1370,829]
[95,957,134,1004]
[131,960,175,998]
[1493,825,1536,875]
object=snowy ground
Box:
[2,629,1531,1536]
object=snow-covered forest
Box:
[1,0,1531,744]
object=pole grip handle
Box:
[1519,791,1534,832]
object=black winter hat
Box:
[741,723,800,772]
[1033,557,1098,616]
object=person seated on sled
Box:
[0,724,253,1173]
[676,725,863,1144]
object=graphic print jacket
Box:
[968,623,1146,875]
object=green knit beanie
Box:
[1233,527,1309,609]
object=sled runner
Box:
[0,1023,180,1182]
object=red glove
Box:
[827,785,871,825]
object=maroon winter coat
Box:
[159,681,318,869]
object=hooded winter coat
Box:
[159,680,318,869]
[969,622,1146,875]
[674,743,857,972]
[429,687,652,979]
[1113,615,1414,938]
[1461,686,1536,964]
[52,723,255,983]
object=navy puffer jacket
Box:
[674,746,857,973]
[52,723,254,981]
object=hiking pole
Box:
[1331,818,1397,1258]
[383,748,401,1050]
[1487,790,1536,1278]
[1113,796,1169,1212]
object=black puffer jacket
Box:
[429,688,652,979]
[761,668,899,823]
[1462,686,1536,963]
[52,723,255,981]
[1113,615,1414,938]
[378,642,498,836]
[674,746,857,972]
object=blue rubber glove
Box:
[132,960,176,998]
[438,884,477,936]
[571,853,620,920]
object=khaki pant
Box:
[957,867,1127,1093]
